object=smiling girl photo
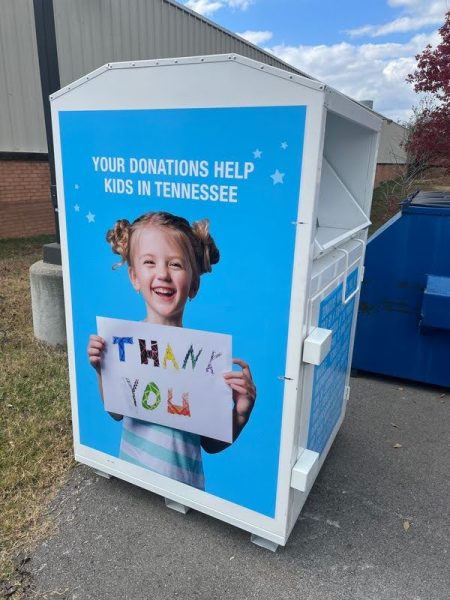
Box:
[87,211,256,490]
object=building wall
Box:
[0,160,54,238]
[53,0,300,88]
[377,119,408,166]
[0,0,305,238]
[374,163,407,187]
[0,0,47,153]
[0,0,301,155]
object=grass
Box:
[0,235,74,589]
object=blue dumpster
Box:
[353,191,450,387]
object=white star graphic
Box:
[74,204,80,212]
[253,149,262,159]
[270,170,285,185]
[281,142,288,150]
[74,184,79,190]
[86,211,95,223]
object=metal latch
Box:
[291,449,320,492]
[303,327,332,365]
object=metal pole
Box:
[33,0,61,258]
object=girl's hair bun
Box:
[105,212,220,277]
[106,219,131,266]
[191,218,220,274]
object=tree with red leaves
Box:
[405,12,450,172]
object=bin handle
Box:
[337,238,365,305]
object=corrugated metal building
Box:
[0,0,306,238]
[1,0,303,156]
[375,119,408,186]
[0,0,403,238]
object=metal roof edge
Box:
[324,86,383,131]
[50,63,110,101]
[50,54,325,100]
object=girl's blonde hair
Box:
[106,211,220,290]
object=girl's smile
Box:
[152,286,176,298]
[128,225,196,326]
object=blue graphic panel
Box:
[59,106,306,517]
[307,269,358,454]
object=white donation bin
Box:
[51,54,381,550]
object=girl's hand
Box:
[87,335,121,420]
[87,335,105,373]
[223,358,256,439]
[201,359,256,453]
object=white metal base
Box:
[94,468,111,479]
[165,498,190,514]
[250,534,279,552]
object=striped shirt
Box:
[119,418,205,490]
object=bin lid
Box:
[401,190,450,215]
[408,190,450,207]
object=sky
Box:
[180,0,449,123]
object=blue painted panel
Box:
[421,275,450,331]
[353,202,450,386]
[307,269,358,454]
[59,105,306,518]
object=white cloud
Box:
[237,30,273,45]
[228,0,253,9]
[183,0,252,17]
[181,0,446,121]
[265,31,440,122]
[184,0,224,16]
[347,0,446,37]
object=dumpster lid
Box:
[406,190,450,207]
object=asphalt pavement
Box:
[14,375,450,600]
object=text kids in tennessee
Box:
[87,211,256,490]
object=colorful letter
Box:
[182,345,203,370]
[124,378,139,406]
[142,382,161,411]
[113,336,133,362]
[162,343,179,370]
[139,339,160,366]
[206,351,222,375]
[167,389,191,417]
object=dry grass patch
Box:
[0,236,74,588]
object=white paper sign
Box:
[97,317,233,442]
